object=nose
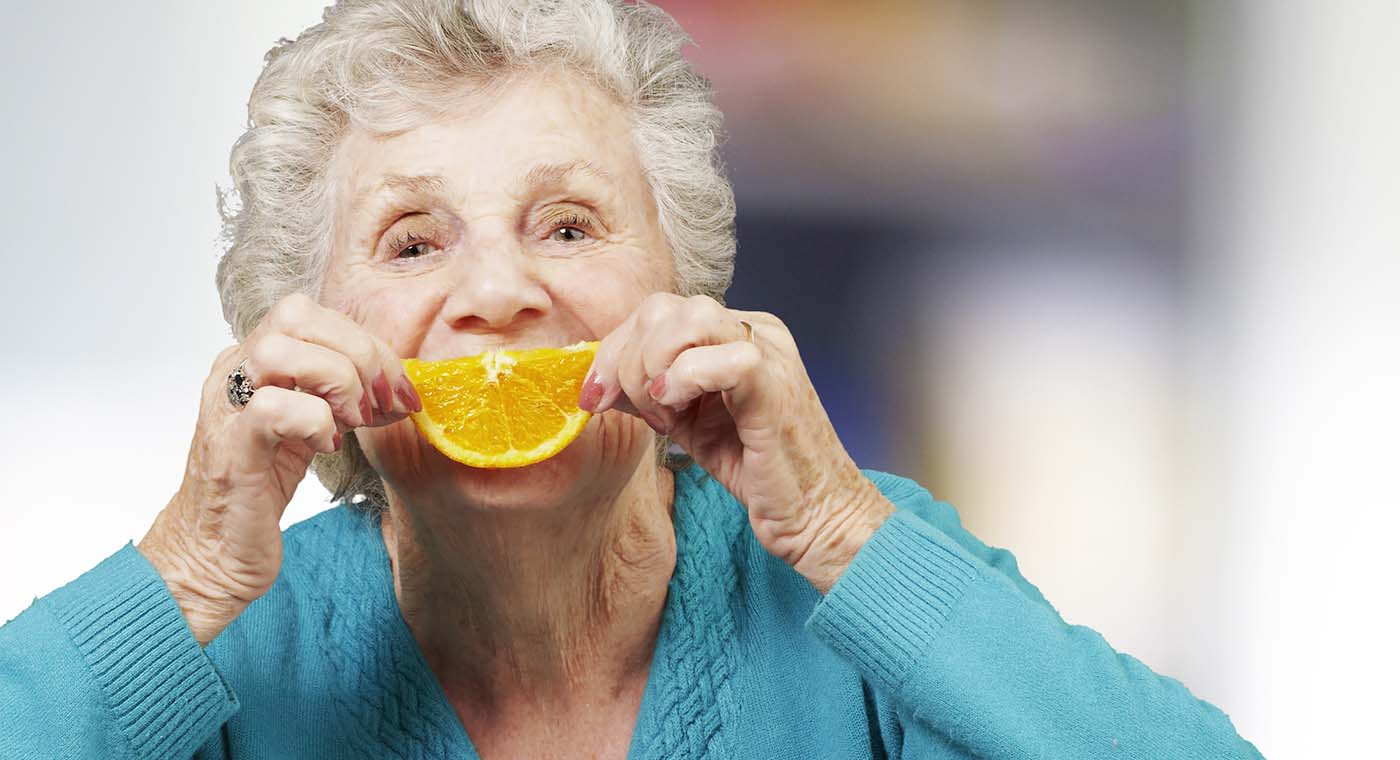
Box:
[439,231,551,334]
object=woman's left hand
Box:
[580,293,894,592]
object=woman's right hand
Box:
[137,293,421,645]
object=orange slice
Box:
[402,341,598,468]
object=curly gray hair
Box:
[215,0,735,508]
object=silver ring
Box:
[227,360,255,409]
[738,319,755,344]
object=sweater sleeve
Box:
[805,473,1264,759]
[0,543,238,759]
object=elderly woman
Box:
[0,1,1260,758]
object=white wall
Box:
[0,2,333,621]
[1188,1,1400,755]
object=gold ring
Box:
[738,319,755,344]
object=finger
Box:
[243,333,370,428]
[648,341,765,413]
[260,294,420,416]
[615,294,689,425]
[634,300,755,419]
[608,393,640,416]
[583,308,640,414]
[637,295,737,381]
[627,296,753,431]
[297,304,418,415]
[233,386,340,470]
[616,321,658,420]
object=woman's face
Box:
[319,68,673,512]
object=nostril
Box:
[446,305,546,334]
[448,313,492,332]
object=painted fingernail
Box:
[578,372,605,411]
[332,431,343,452]
[647,373,667,402]
[639,410,669,435]
[359,394,373,427]
[372,372,394,412]
[395,376,422,413]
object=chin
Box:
[438,447,592,511]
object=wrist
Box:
[792,481,895,594]
[137,520,248,646]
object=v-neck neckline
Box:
[316,464,745,759]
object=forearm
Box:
[0,544,239,758]
[808,506,1262,759]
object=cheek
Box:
[325,274,447,357]
[549,249,673,339]
[356,420,425,481]
[581,408,654,469]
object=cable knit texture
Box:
[0,464,1264,759]
[630,465,745,759]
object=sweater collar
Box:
[314,463,744,759]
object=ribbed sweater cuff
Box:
[43,542,239,759]
[806,510,980,699]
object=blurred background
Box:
[1,1,1395,756]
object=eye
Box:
[551,225,588,243]
[386,230,440,260]
[399,240,436,259]
[543,209,597,244]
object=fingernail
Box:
[578,372,604,411]
[359,394,373,427]
[332,431,343,452]
[647,373,667,402]
[395,376,422,413]
[372,372,394,412]
[639,410,668,435]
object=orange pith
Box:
[402,341,598,468]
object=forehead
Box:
[334,68,646,209]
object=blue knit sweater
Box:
[0,465,1262,758]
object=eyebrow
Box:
[356,173,448,207]
[383,173,446,193]
[523,159,615,189]
[354,160,613,210]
